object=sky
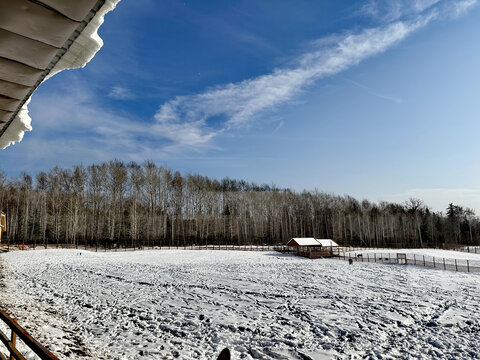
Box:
[1,0,480,213]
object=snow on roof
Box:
[316,239,339,247]
[0,0,121,149]
[288,238,320,246]
[287,238,339,246]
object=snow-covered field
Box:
[344,248,480,263]
[343,248,480,271]
[1,249,479,359]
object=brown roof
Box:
[0,0,106,139]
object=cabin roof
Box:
[316,239,339,247]
[288,238,320,246]
[287,238,339,246]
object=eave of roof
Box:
[0,0,120,149]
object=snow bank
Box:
[1,249,479,359]
[0,0,121,149]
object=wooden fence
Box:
[1,243,284,252]
[1,244,340,259]
[0,309,58,360]
[2,243,284,252]
[2,243,378,253]
[339,251,480,273]
[452,246,480,254]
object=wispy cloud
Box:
[453,0,478,15]
[20,77,219,168]
[152,111,220,152]
[360,0,441,22]
[340,76,403,104]
[108,86,135,100]
[153,0,476,149]
[273,121,284,133]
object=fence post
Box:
[433,257,435,268]
[443,258,446,270]
[10,318,17,360]
[374,253,376,262]
[414,254,416,265]
[423,255,425,267]
[467,260,470,273]
[455,259,458,272]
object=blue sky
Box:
[2,0,480,213]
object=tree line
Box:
[0,160,478,248]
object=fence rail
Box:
[1,243,380,253]
[339,251,480,273]
[452,246,480,254]
[0,244,341,259]
[1,243,288,252]
[0,309,58,360]
[1,244,288,252]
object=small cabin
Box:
[286,238,339,259]
[287,238,338,248]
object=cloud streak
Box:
[18,76,224,169]
[340,77,403,104]
[360,0,441,22]
[153,0,476,149]
[108,86,135,100]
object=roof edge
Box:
[0,0,121,149]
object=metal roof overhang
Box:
[0,0,117,148]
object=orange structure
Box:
[0,211,5,243]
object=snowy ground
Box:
[1,249,479,359]
[343,248,480,262]
[343,248,480,270]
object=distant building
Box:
[287,238,338,247]
[285,238,339,259]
